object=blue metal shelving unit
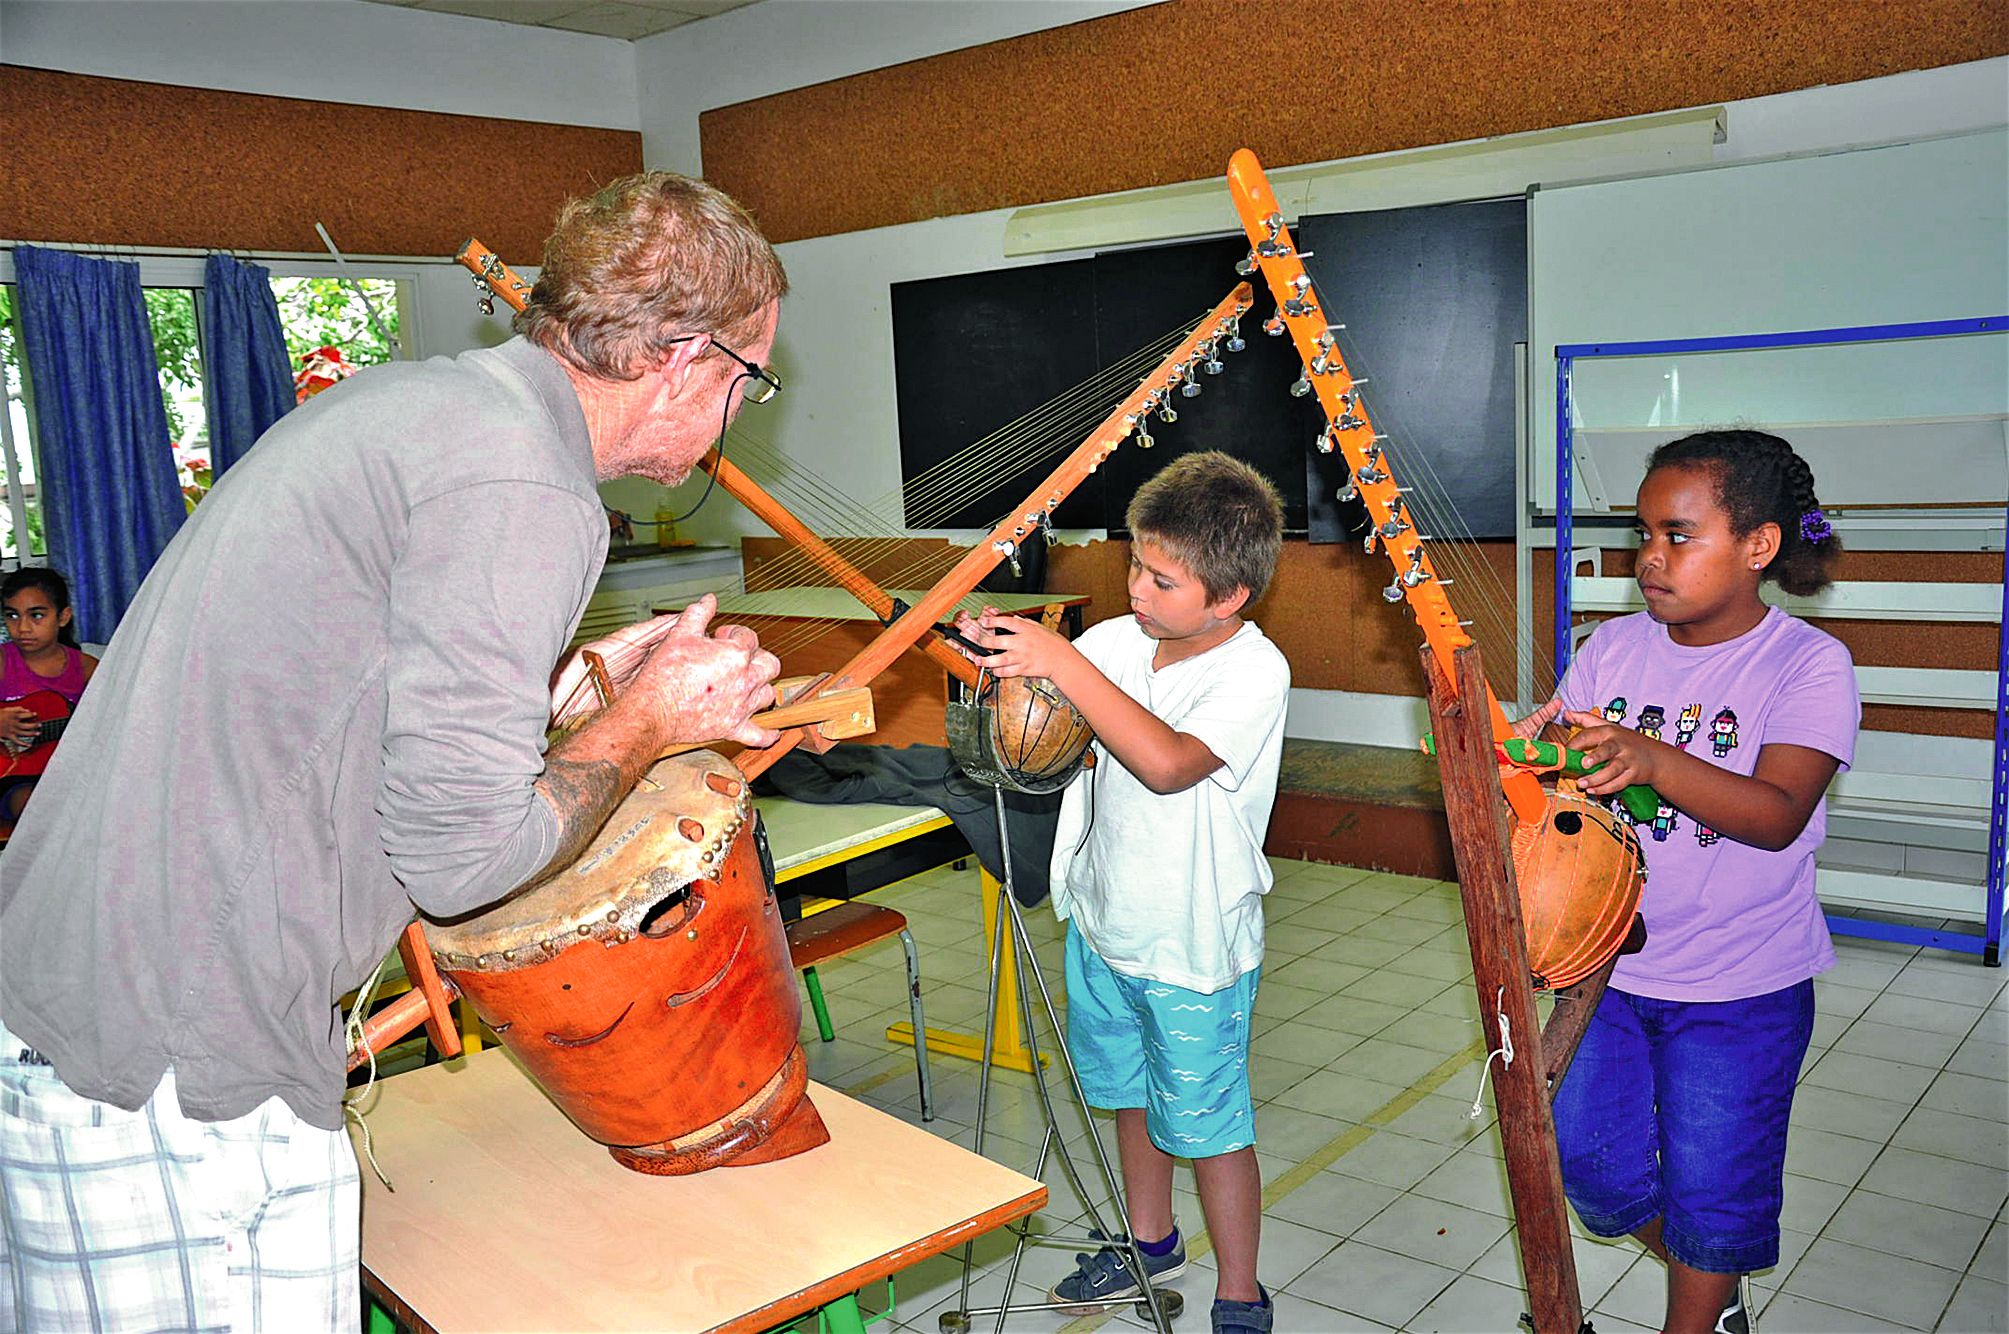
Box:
[1553,317,2008,965]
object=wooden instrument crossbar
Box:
[1222,153,1545,829]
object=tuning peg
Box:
[1289,273,1313,295]
[1402,548,1431,587]
[1235,250,1258,276]
[1382,576,1407,603]
[1263,316,1286,337]
[1226,320,1247,353]
[1180,375,1203,399]
[1311,351,1339,376]
[1315,427,1336,455]
[1137,427,1156,449]
[1158,401,1179,423]
[1284,296,1317,318]
[1204,353,1225,375]
[1290,373,1313,398]
[1338,477,1359,502]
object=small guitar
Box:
[1,690,73,779]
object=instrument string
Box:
[557,314,1214,718]
[731,324,1189,600]
[1325,323,1559,704]
[691,322,1201,660]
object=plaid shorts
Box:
[0,1023,360,1332]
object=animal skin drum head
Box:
[427,752,750,970]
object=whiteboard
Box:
[1528,128,2009,513]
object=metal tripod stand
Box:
[937,789,1183,1334]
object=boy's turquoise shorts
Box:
[1062,922,1261,1159]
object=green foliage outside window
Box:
[273,277,401,370]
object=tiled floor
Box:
[796,857,2008,1334]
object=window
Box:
[143,287,211,510]
[0,285,40,562]
[0,255,412,549]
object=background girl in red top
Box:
[1,567,98,828]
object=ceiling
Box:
[358,0,762,42]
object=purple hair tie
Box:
[1799,509,1833,543]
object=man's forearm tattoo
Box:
[525,754,627,891]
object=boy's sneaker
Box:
[1715,1276,1755,1334]
[1047,1229,1186,1313]
[1211,1286,1274,1334]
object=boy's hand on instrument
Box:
[1561,709,1673,795]
[627,594,783,748]
[952,609,1079,683]
[1509,698,1563,740]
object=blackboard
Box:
[891,239,1319,533]
[891,198,1526,539]
[1297,198,1526,539]
[890,257,1103,531]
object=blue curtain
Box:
[201,253,294,476]
[13,246,186,644]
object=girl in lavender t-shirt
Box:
[1521,430,1857,1334]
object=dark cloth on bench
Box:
[754,745,1060,907]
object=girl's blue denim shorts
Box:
[1551,979,1815,1275]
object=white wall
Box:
[0,0,639,130]
[633,0,1166,176]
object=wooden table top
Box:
[757,795,952,879]
[353,1048,1044,1334]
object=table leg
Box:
[886,868,1046,1073]
[820,1291,870,1334]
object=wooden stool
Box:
[785,901,934,1122]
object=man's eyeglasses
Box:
[711,339,781,405]
[662,333,782,405]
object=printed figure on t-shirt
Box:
[1637,704,1666,742]
[1674,702,1703,750]
[1710,707,1740,758]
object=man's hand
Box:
[0,705,36,753]
[625,596,783,748]
[952,608,1085,683]
[552,596,781,748]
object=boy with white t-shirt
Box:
[954,452,1289,1334]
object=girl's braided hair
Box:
[1647,429,1841,597]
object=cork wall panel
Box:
[699,0,2008,244]
[0,67,642,259]
[736,533,1994,741]
[1050,537,1524,699]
